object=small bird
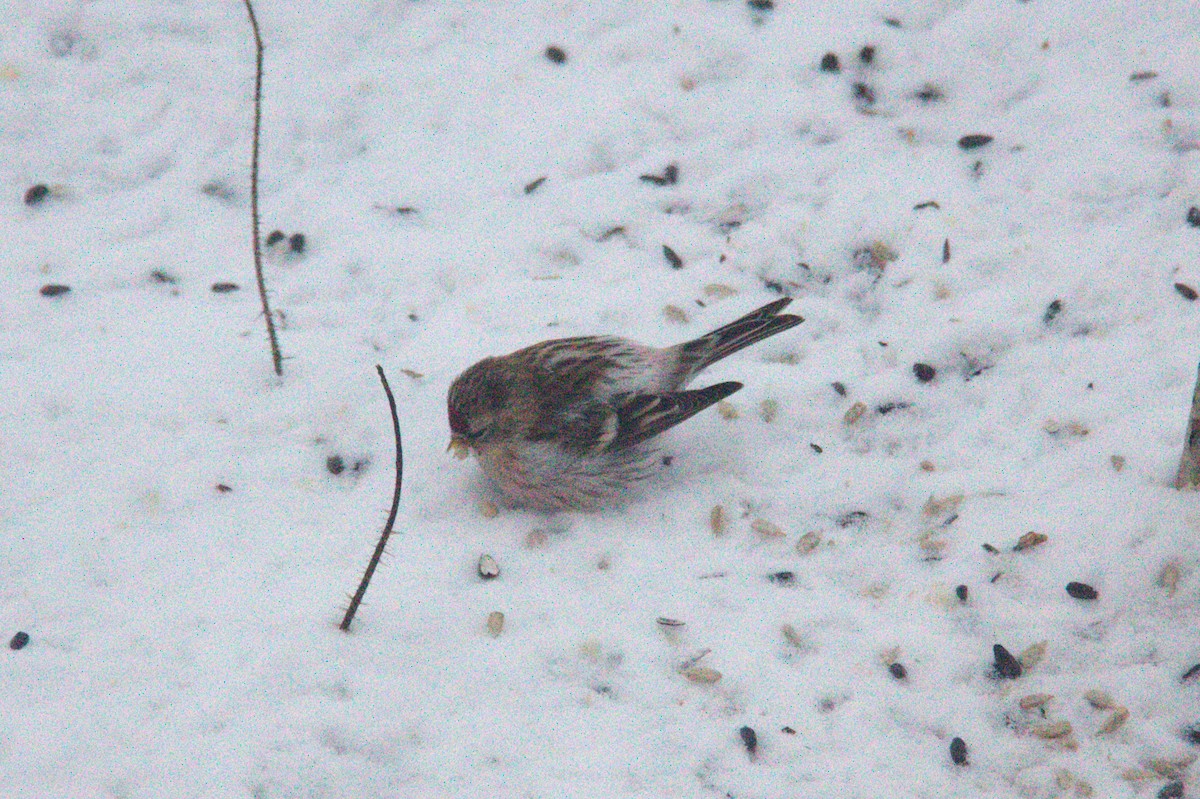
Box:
[447,297,803,511]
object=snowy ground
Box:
[4,0,1200,796]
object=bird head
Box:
[447,358,511,458]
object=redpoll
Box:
[447,297,803,511]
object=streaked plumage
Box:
[447,297,803,511]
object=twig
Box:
[340,366,404,631]
[1175,361,1200,489]
[242,0,283,376]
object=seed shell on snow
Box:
[1032,721,1073,739]
[662,305,689,324]
[478,554,500,579]
[486,611,504,637]
[1175,282,1198,301]
[1014,531,1048,551]
[955,584,969,603]
[709,505,727,536]
[795,531,821,554]
[759,399,779,422]
[751,519,784,539]
[1019,641,1048,670]
[656,617,685,628]
[1020,693,1053,710]
[1097,707,1130,734]
[1159,562,1181,595]
[1084,689,1115,710]
[662,244,684,269]
[9,631,30,650]
[843,401,868,425]
[683,666,722,684]
[781,624,805,649]
[717,400,738,420]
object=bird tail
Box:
[674,298,803,382]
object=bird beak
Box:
[448,435,470,460]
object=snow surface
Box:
[4,0,1200,796]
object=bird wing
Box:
[605,381,744,451]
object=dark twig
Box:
[242,0,283,376]
[340,366,404,631]
[1175,361,1200,489]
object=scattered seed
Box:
[819,52,840,72]
[993,644,1023,679]
[703,283,738,300]
[639,164,679,186]
[859,45,876,64]
[478,554,500,579]
[150,269,177,284]
[1098,707,1130,734]
[523,176,547,194]
[990,571,1003,583]
[1160,562,1182,595]
[23,184,50,205]
[759,399,779,423]
[1019,641,1047,670]
[683,666,722,684]
[838,510,869,528]
[656,617,685,628]
[288,232,306,253]
[1150,756,1196,778]
[889,662,907,680]
[884,17,902,27]
[662,305,689,324]
[768,571,795,584]
[915,84,944,103]
[781,624,805,648]
[747,0,773,9]
[662,245,684,269]
[1159,781,1184,799]
[739,725,758,757]
[1188,207,1200,227]
[875,401,909,415]
[717,400,738,420]
[211,282,239,293]
[200,181,237,202]
[950,737,968,765]
[709,505,727,536]
[956,584,969,602]
[913,363,937,383]
[1130,70,1158,82]
[1032,721,1073,739]
[982,543,999,554]
[1043,299,1064,324]
[957,134,994,150]
[844,401,868,425]
[809,443,823,453]
[39,284,70,297]
[1066,582,1098,600]
[9,631,29,650]
[782,726,796,734]
[941,238,951,263]
[545,45,567,64]
[486,611,505,637]
[1175,283,1198,301]
[1014,531,1048,551]
[1084,689,1115,710]
[597,225,625,241]
[751,519,784,539]
[796,531,821,554]
[326,455,345,475]
[832,381,847,397]
[914,200,940,210]
[265,230,286,247]
[1020,693,1053,710]
[852,82,875,105]
[215,483,233,493]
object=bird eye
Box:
[467,424,491,442]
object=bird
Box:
[447,297,803,511]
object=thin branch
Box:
[340,366,404,631]
[242,0,283,376]
[1175,361,1200,489]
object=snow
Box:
[4,0,1200,796]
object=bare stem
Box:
[1175,362,1200,489]
[340,366,404,631]
[242,0,283,376]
